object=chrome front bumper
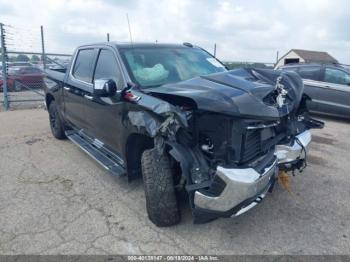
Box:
[192,130,311,218]
[193,158,277,215]
[275,130,311,164]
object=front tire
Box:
[48,101,66,140]
[141,148,180,227]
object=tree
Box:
[224,62,273,70]
[31,55,40,62]
[8,56,16,62]
[16,54,30,62]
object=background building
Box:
[275,49,338,68]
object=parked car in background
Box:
[7,62,34,67]
[279,63,350,118]
[0,66,44,91]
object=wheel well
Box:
[45,94,55,109]
[125,133,154,181]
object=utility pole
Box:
[214,43,217,57]
[107,33,110,42]
[40,25,46,70]
[0,23,9,110]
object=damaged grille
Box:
[232,122,277,165]
[196,114,277,166]
[241,130,262,163]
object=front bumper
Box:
[192,130,311,222]
[193,157,277,217]
[275,130,311,164]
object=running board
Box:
[65,130,126,176]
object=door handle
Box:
[84,94,93,100]
[63,86,70,91]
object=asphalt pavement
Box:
[0,109,349,255]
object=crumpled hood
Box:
[146,68,304,120]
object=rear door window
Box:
[298,66,321,80]
[72,49,95,83]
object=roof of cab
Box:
[77,42,194,49]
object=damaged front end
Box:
[126,68,324,223]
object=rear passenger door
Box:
[83,48,126,154]
[64,48,97,130]
[317,67,350,116]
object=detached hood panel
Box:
[147,68,304,120]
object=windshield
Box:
[119,46,226,88]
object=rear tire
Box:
[48,101,66,140]
[141,148,180,227]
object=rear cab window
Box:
[72,49,95,83]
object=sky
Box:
[0,0,349,63]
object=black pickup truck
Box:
[44,42,323,226]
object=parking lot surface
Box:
[0,109,349,255]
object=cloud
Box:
[0,0,349,63]
[0,2,14,15]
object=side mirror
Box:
[93,79,117,97]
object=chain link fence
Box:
[0,23,71,111]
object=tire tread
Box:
[141,148,180,227]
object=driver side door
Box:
[83,48,126,154]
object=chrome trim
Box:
[275,130,311,164]
[234,201,258,217]
[93,79,106,90]
[84,94,93,100]
[194,159,277,212]
[311,99,350,109]
[304,79,350,93]
[92,139,104,149]
[303,79,328,88]
[63,86,70,91]
[76,129,125,166]
[246,121,279,130]
[233,191,267,217]
[67,134,110,172]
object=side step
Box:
[65,130,126,176]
